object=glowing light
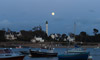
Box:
[51,12,55,16]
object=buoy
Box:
[88,56,92,60]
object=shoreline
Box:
[0,41,99,48]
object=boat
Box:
[94,46,100,49]
[58,51,89,60]
[58,34,90,60]
[40,46,49,49]
[58,45,90,60]
[29,49,58,57]
[16,45,23,49]
[0,48,25,60]
[19,51,29,55]
[58,22,91,60]
[40,42,55,50]
[40,46,55,50]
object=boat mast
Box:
[66,22,76,52]
[74,22,76,36]
[73,22,76,43]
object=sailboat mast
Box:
[74,22,76,35]
[73,22,76,44]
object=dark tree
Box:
[62,34,67,38]
[80,32,86,36]
[18,30,33,41]
[68,33,75,38]
[32,26,42,31]
[0,30,6,42]
[93,28,99,35]
[60,34,67,41]
[79,31,88,42]
[93,28,100,42]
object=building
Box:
[31,36,44,43]
[5,29,22,40]
[50,33,61,41]
[50,34,55,39]
[5,31,17,40]
[67,36,75,42]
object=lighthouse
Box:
[46,21,48,36]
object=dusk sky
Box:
[0,0,100,35]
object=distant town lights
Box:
[51,12,55,16]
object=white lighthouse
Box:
[46,21,48,36]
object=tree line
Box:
[0,27,100,43]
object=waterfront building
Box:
[50,34,61,41]
[4,29,21,40]
[67,36,75,42]
[5,31,17,40]
[50,34,55,39]
[31,36,44,43]
[63,38,67,41]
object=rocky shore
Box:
[0,41,99,48]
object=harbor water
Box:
[6,48,100,60]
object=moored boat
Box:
[58,23,91,60]
[20,51,29,55]
[58,46,90,60]
[16,45,23,49]
[0,55,25,60]
[58,51,90,60]
[29,49,58,57]
[0,48,25,60]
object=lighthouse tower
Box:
[46,21,48,36]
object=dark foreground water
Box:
[4,48,100,60]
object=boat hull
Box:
[20,51,29,55]
[58,52,89,60]
[30,51,57,57]
[0,55,25,60]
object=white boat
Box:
[0,48,25,60]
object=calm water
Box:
[7,48,100,60]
